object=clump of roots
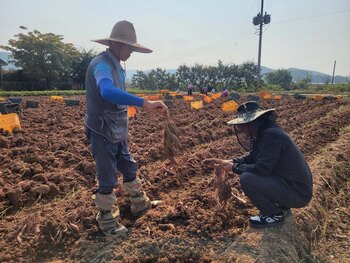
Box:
[213,165,232,211]
[163,119,181,165]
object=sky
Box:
[0,0,349,76]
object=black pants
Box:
[240,172,310,215]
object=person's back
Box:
[254,121,313,200]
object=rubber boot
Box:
[96,210,128,237]
[94,192,127,237]
[123,178,161,216]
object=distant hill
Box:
[1,51,348,84]
[261,66,274,75]
[261,65,348,84]
[286,67,348,84]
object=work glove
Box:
[233,157,245,165]
[232,163,249,174]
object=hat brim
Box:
[227,109,275,126]
[92,38,153,53]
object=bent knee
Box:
[239,172,257,188]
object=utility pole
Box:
[253,0,271,83]
[331,60,336,84]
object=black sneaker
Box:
[249,213,285,229]
[277,205,292,218]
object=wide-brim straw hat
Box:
[227,101,275,125]
[92,20,152,53]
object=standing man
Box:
[217,101,313,228]
[85,20,168,237]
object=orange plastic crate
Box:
[128,107,137,118]
[204,96,212,103]
[0,113,21,132]
[259,90,273,100]
[221,100,238,112]
[210,93,221,100]
[184,96,194,101]
[191,101,203,109]
[50,96,64,102]
[313,95,324,101]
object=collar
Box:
[105,49,123,72]
[104,49,126,83]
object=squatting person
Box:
[84,20,168,237]
[218,101,313,228]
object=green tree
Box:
[176,65,192,89]
[131,68,178,91]
[265,69,292,90]
[148,68,169,90]
[191,64,206,88]
[239,62,259,92]
[165,74,179,90]
[175,61,259,92]
[0,27,79,89]
[131,70,150,90]
[296,75,312,90]
[72,49,97,88]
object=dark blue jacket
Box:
[234,120,313,201]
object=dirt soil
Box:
[0,95,349,262]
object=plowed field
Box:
[0,95,349,262]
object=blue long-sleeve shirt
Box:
[93,62,144,107]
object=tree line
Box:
[131,61,260,92]
[1,27,299,92]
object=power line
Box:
[237,0,260,39]
[273,9,350,24]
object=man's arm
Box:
[94,62,168,114]
[94,62,144,106]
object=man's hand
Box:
[143,100,169,116]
